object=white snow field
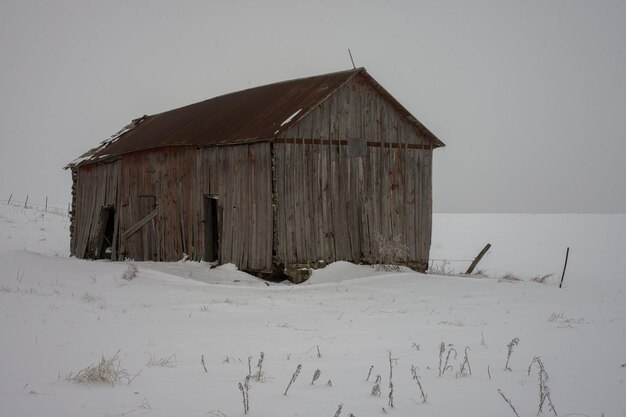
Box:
[0,203,624,417]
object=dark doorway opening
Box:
[97,206,116,259]
[203,195,219,262]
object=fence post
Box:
[45,196,48,212]
[24,195,29,209]
[466,243,492,275]
[7,193,12,205]
[559,247,570,288]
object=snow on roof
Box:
[280,108,302,127]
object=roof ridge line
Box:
[150,67,364,118]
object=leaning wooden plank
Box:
[466,243,492,275]
[122,208,158,240]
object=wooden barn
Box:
[66,68,444,281]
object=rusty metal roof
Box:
[69,68,444,167]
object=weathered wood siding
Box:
[71,143,273,272]
[274,74,433,268]
[72,161,121,259]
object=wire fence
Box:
[429,258,474,263]
[2,194,70,217]
[427,258,475,274]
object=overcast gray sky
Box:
[1,0,625,213]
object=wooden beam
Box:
[273,138,431,150]
[466,243,491,275]
[122,208,158,241]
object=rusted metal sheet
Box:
[72,70,360,165]
[68,68,444,168]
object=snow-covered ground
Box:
[0,203,624,417]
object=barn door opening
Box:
[97,206,116,259]
[203,195,219,262]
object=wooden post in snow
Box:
[24,195,28,209]
[559,247,570,288]
[7,193,12,205]
[45,196,48,212]
[466,243,492,275]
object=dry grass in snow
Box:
[65,351,133,386]
[1,205,625,416]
